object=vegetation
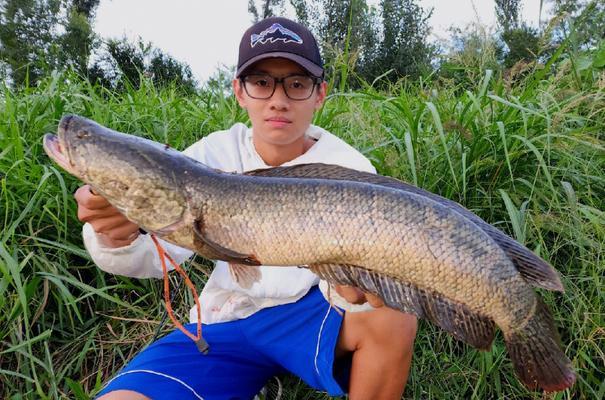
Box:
[88,37,197,94]
[1,35,604,398]
[250,0,434,86]
[1,0,604,399]
[0,0,195,93]
[0,0,99,86]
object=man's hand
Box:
[334,285,385,308]
[74,184,140,248]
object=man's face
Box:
[233,58,327,148]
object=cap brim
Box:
[236,52,323,78]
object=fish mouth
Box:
[43,133,79,177]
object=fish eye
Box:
[76,130,90,139]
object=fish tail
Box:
[504,298,575,392]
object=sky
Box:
[94,0,545,83]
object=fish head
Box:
[43,115,188,234]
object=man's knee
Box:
[339,306,417,357]
[365,308,417,355]
[97,390,150,400]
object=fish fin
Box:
[310,263,495,350]
[249,163,564,292]
[504,298,575,391]
[245,163,358,179]
[490,236,564,292]
[229,263,262,289]
[193,218,261,266]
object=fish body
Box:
[189,175,529,329]
[43,115,575,392]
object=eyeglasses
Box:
[240,74,322,100]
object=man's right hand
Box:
[74,184,140,248]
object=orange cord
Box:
[150,234,208,353]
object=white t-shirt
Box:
[83,123,376,323]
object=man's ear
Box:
[233,79,247,109]
[314,81,328,110]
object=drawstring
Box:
[150,234,209,354]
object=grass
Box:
[0,59,603,399]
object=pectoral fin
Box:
[193,218,261,266]
[229,263,262,288]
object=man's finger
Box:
[366,292,385,308]
[78,205,122,223]
[74,185,112,209]
[334,285,366,304]
[89,213,132,233]
[105,221,140,241]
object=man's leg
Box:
[250,285,417,398]
[94,320,281,400]
[98,390,148,400]
[337,307,417,400]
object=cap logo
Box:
[250,23,303,48]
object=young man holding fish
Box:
[76,17,417,400]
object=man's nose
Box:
[268,83,289,109]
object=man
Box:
[80,17,417,400]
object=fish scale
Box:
[201,175,534,330]
[43,114,576,392]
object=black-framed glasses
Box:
[240,74,322,100]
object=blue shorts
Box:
[97,286,349,399]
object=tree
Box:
[286,0,375,85]
[494,0,541,68]
[106,38,146,89]
[548,0,605,49]
[495,0,521,32]
[248,0,285,22]
[289,0,311,26]
[365,0,434,83]
[287,0,433,86]
[0,0,100,86]
[89,37,197,94]
[148,50,196,94]
[500,24,541,68]
[315,0,377,86]
[0,0,61,86]
[60,0,100,75]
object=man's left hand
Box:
[334,285,385,308]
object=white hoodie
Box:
[83,123,375,323]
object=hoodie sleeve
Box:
[82,223,193,278]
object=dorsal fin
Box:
[248,163,564,292]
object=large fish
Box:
[43,115,575,392]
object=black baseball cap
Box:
[236,17,324,78]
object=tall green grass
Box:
[0,62,603,399]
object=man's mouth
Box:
[266,117,292,128]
